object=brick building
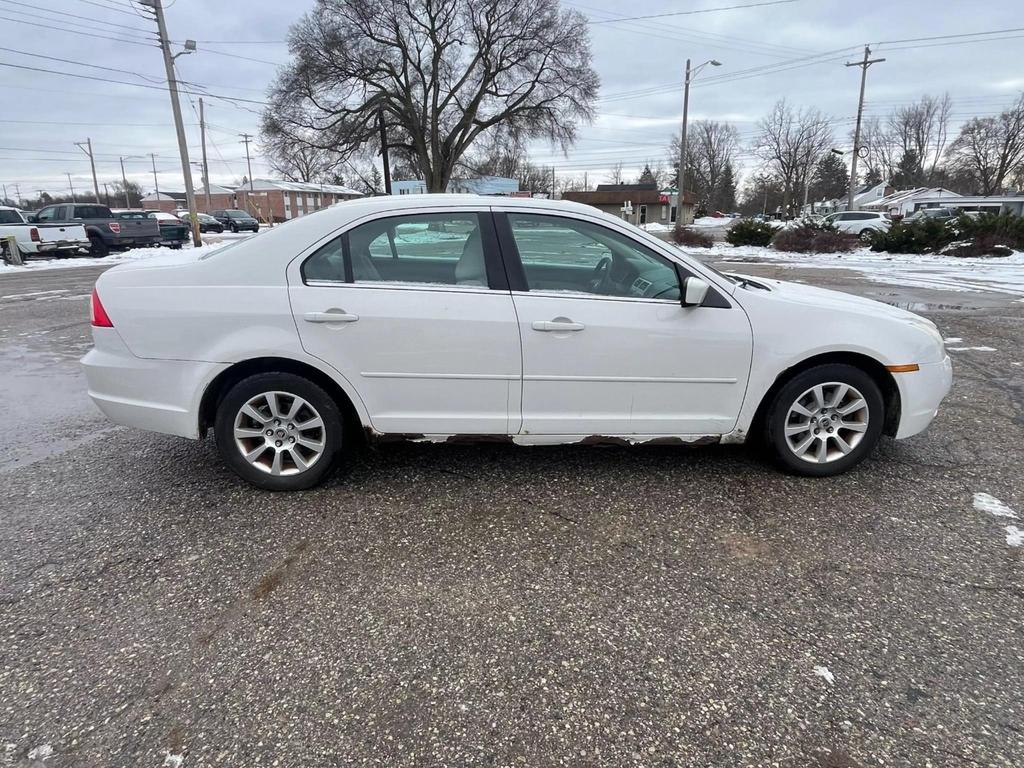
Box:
[235,180,363,222]
[562,183,696,227]
[141,180,364,222]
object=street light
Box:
[676,59,721,224]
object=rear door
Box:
[495,209,752,437]
[287,208,522,436]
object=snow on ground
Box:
[640,222,674,233]
[689,216,736,229]
[0,238,240,275]
[972,493,1018,519]
[1007,526,1024,547]
[812,665,835,685]
[696,242,1024,297]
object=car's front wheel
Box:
[764,364,884,477]
[214,372,342,490]
[858,228,876,243]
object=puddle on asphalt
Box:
[881,301,978,311]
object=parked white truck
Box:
[0,206,90,259]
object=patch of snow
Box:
[947,346,996,352]
[27,745,53,761]
[641,222,674,233]
[972,493,1017,518]
[695,242,1024,296]
[813,665,835,685]
[162,753,184,768]
[1006,526,1024,547]
[0,241,233,275]
[690,216,735,229]
[943,337,963,344]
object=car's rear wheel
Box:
[88,234,109,258]
[858,228,876,243]
[214,373,342,490]
[764,364,884,477]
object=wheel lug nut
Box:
[289,437,295,444]
[814,429,820,435]
[827,428,833,433]
[265,429,273,436]
[275,440,282,447]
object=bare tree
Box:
[858,115,898,182]
[263,138,339,183]
[946,93,1024,194]
[668,121,739,209]
[888,93,953,184]
[754,100,833,215]
[604,161,625,185]
[262,0,598,193]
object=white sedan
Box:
[82,195,952,490]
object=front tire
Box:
[764,364,884,477]
[858,228,875,244]
[214,372,342,490]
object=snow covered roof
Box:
[868,187,960,207]
[240,179,363,196]
[140,191,183,201]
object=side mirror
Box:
[681,276,710,307]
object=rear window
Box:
[226,210,252,219]
[74,205,112,219]
[0,209,23,224]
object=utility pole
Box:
[845,45,885,211]
[119,157,131,207]
[239,132,255,216]
[102,182,110,206]
[66,172,76,202]
[199,97,211,210]
[583,171,588,192]
[150,153,160,200]
[377,111,392,194]
[1,183,7,205]
[141,0,201,245]
[550,166,556,199]
[676,58,722,226]
[75,138,101,202]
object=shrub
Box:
[725,218,778,247]
[673,224,713,248]
[869,217,954,254]
[771,219,858,253]
[954,212,1024,251]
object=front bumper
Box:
[82,328,226,439]
[894,355,953,439]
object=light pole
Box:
[676,58,721,225]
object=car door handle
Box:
[304,310,359,324]
[532,320,585,332]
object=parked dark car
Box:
[32,203,161,257]
[905,207,960,223]
[148,211,191,248]
[195,212,224,233]
[210,209,260,233]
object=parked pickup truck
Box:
[0,205,90,259]
[30,203,161,257]
[111,209,190,249]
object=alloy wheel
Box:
[783,382,869,464]
[232,391,326,475]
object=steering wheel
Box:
[588,256,612,293]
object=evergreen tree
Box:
[637,164,657,186]
[711,162,737,212]
[891,149,924,188]
[810,153,849,202]
[862,167,883,187]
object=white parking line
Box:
[0,289,68,300]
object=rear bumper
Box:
[22,240,90,254]
[894,356,953,439]
[82,329,226,439]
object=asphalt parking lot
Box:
[1,262,1022,767]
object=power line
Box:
[0,46,165,83]
[60,0,146,17]
[876,27,1024,46]
[587,0,799,24]
[0,0,154,35]
[0,14,157,47]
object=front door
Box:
[497,211,752,437]
[288,210,522,436]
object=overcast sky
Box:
[2,0,1023,201]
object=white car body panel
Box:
[81,195,951,450]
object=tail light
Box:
[108,222,121,234]
[90,288,113,327]
[30,227,41,242]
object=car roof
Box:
[327,193,603,218]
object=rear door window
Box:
[303,212,497,288]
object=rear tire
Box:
[763,363,884,477]
[858,228,875,244]
[88,234,109,258]
[214,372,342,491]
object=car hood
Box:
[728,272,935,324]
